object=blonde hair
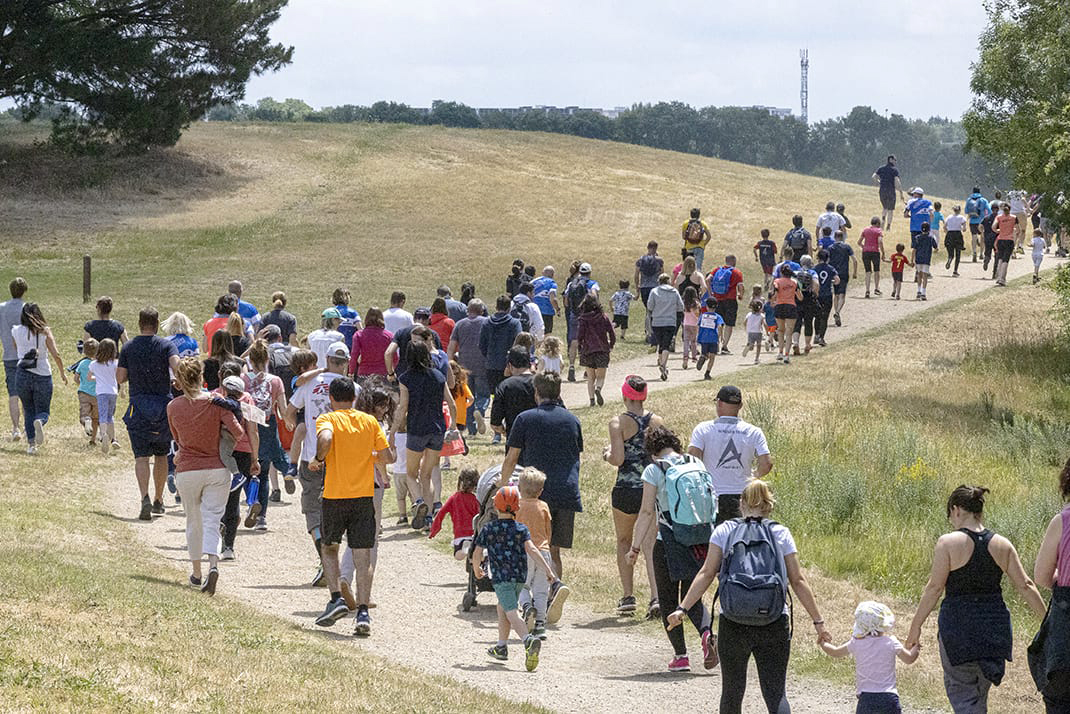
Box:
[82,337,98,359]
[518,467,547,498]
[95,338,117,363]
[161,311,194,337]
[248,339,269,370]
[513,332,535,351]
[539,335,562,358]
[175,357,204,393]
[741,478,775,517]
[226,312,244,337]
[272,291,287,309]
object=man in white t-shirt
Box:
[307,309,345,369]
[383,291,414,335]
[286,342,356,584]
[1007,189,1030,252]
[687,385,772,524]
[816,202,847,243]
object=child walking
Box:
[472,485,559,672]
[740,300,764,364]
[516,468,554,640]
[680,287,700,369]
[428,468,480,560]
[694,298,725,380]
[611,280,636,340]
[820,601,919,714]
[89,338,119,454]
[886,244,912,301]
[536,336,563,375]
[74,338,99,446]
[1031,228,1047,284]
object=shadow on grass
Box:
[88,509,147,524]
[129,574,186,589]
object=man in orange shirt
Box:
[309,376,389,636]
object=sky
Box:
[244,0,990,122]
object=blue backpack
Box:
[709,266,733,296]
[716,517,791,627]
[965,195,981,218]
[656,455,716,546]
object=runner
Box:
[905,187,935,239]
[1031,228,1047,284]
[12,302,67,455]
[708,255,744,355]
[812,249,840,347]
[447,299,489,436]
[944,205,968,277]
[646,274,684,382]
[84,296,129,346]
[563,263,600,383]
[260,291,298,345]
[770,268,801,364]
[634,242,663,345]
[965,187,991,263]
[681,208,712,271]
[782,216,812,265]
[872,155,906,230]
[828,231,857,327]
[308,309,345,368]
[791,256,820,355]
[531,268,560,335]
[981,207,999,274]
[994,204,1018,287]
[575,295,615,407]
[609,281,635,342]
[330,288,363,347]
[752,229,778,293]
[857,217,886,298]
[910,222,939,301]
[603,375,662,619]
[1,277,27,440]
[383,291,414,335]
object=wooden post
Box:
[83,255,91,303]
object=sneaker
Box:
[10,428,19,441]
[339,579,357,611]
[254,516,267,531]
[189,574,202,589]
[33,419,45,446]
[720,347,731,355]
[567,366,576,383]
[701,630,720,669]
[646,598,661,621]
[895,294,901,300]
[532,623,547,640]
[82,416,93,436]
[834,313,841,327]
[487,644,509,661]
[873,288,882,296]
[546,581,570,624]
[311,565,326,587]
[244,501,262,528]
[865,291,870,298]
[202,567,219,596]
[396,516,409,526]
[659,365,668,382]
[594,388,604,406]
[616,595,637,614]
[353,608,371,637]
[524,635,541,672]
[668,655,691,672]
[314,597,349,627]
[703,373,712,380]
[283,474,296,495]
[491,433,501,445]
[953,272,960,277]
[26,444,36,455]
[269,488,281,503]
[151,499,165,515]
[695,354,706,371]
[775,354,784,362]
[138,495,152,521]
[220,547,235,561]
[412,501,428,530]
[111,440,120,451]
[431,502,443,520]
[921,295,927,301]
[589,398,596,407]
[166,472,177,494]
[229,473,246,492]
[972,253,978,262]
[783,356,791,365]
[946,259,952,270]
[523,604,537,631]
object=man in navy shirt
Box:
[812,249,840,346]
[828,231,857,327]
[116,307,180,521]
[872,155,906,230]
[502,371,583,582]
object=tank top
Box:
[1058,506,1070,587]
[945,529,1003,597]
[615,412,652,489]
[773,277,797,306]
[677,272,702,296]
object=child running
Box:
[763,298,777,350]
[680,287,700,370]
[516,467,554,640]
[428,467,480,560]
[886,244,912,301]
[910,222,939,301]
[1031,228,1047,284]
[740,300,764,364]
[694,298,725,380]
[74,338,99,446]
[819,601,919,714]
[472,485,559,672]
[611,280,635,340]
[88,338,119,454]
[753,228,778,292]
[536,336,563,375]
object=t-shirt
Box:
[813,263,839,298]
[754,239,778,267]
[709,518,796,614]
[744,311,764,334]
[289,372,343,462]
[828,242,854,278]
[531,276,559,315]
[12,326,49,375]
[490,373,536,434]
[711,267,744,301]
[846,635,907,695]
[817,233,836,251]
[307,329,345,368]
[635,254,665,289]
[689,416,770,496]
[945,214,968,232]
[907,198,934,232]
[474,518,531,584]
[202,316,229,347]
[771,260,801,280]
[517,497,552,551]
[449,316,487,374]
[911,233,938,266]
[399,367,446,437]
[507,402,584,511]
[995,213,1017,242]
[697,310,725,345]
[334,305,362,345]
[166,396,244,472]
[817,211,846,239]
[118,335,177,396]
[1008,190,1028,214]
[237,300,260,330]
[890,253,910,273]
[75,358,95,396]
[1032,235,1048,255]
[0,298,25,360]
[168,334,200,358]
[611,290,634,316]
[773,277,797,306]
[316,408,388,500]
[875,163,899,192]
[243,370,283,413]
[383,307,414,335]
[860,226,883,253]
[89,359,119,396]
[932,211,945,232]
[261,309,297,340]
[84,319,125,344]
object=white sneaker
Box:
[26,443,36,455]
[220,548,235,561]
[33,420,45,446]
[82,417,93,436]
[10,428,19,442]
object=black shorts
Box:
[880,189,896,211]
[862,251,881,273]
[773,304,797,320]
[892,271,904,283]
[321,496,376,549]
[715,299,738,327]
[547,503,576,549]
[833,276,848,295]
[640,287,653,305]
[652,325,676,353]
[969,223,981,236]
[543,313,554,334]
[612,314,629,330]
[580,351,610,369]
[611,485,643,515]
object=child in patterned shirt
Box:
[611,280,637,340]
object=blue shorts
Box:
[700,341,718,355]
[856,691,901,714]
[406,431,444,453]
[3,359,16,396]
[493,581,524,611]
[124,393,173,458]
[96,393,118,423]
[566,315,578,343]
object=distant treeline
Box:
[207,98,1006,198]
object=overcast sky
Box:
[245,0,988,122]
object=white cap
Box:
[327,341,350,360]
[221,375,245,394]
[579,262,592,274]
[911,187,924,195]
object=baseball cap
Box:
[221,375,246,394]
[413,307,432,321]
[322,307,341,320]
[911,187,924,196]
[326,341,350,360]
[579,262,592,274]
[716,385,742,404]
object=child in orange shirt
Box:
[516,467,556,640]
[886,243,913,301]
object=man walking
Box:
[116,308,181,520]
[634,241,663,345]
[530,267,560,335]
[965,187,991,262]
[687,385,772,524]
[490,348,536,440]
[828,231,856,326]
[1,277,27,440]
[708,255,744,355]
[447,299,489,435]
[872,155,906,230]
[782,215,812,262]
[682,209,712,271]
[437,285,468,323]
[817,201,847,242]
[905,188,934,239]
[228,280,261,333]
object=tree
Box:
[1,1,292,151]
[429,101,480,128]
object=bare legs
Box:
[135,454,168,501]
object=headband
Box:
[621,376,647,401]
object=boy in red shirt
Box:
[886,243,913,301]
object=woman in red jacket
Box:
[429,298,456,348]
[576,294,616,407]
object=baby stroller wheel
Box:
[462,591,476,612]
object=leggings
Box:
[718,614,792,714]
[221,451,253,549]
[814,296,833,340]
[946,246,962,272]
[792,301,815,337]
[652,539,709,656]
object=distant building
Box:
[743,105,794,118]
[421,103,791,120]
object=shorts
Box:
[915,263,930,275]
[298,460,325,533]
[700,341,718,355]
[78,391,99,424]
[652,325,676,353]
[862,251,881,273]
[715,299,738,327]
[96,393,117,424]
[453,537,473,556]
[773,304,797,320]
[547,503,576,549]
[765,323,777,334]
[833,276,848,295]
[125,393,173,457]
[747,332,762,346]
[945,230,965,250]
[566,315,579,343]
[855,691,901,714]
[891,271,904,283]
[321,496,376,549]
[880,189,896,211]
[543,313,554,334]
[612,314,629,330]
[407,431,445,453]
[579,351,610,369]
[611,485,643,515]
[3,359,16,396]
[761,263,774,275]
[493,581,525,611]
[969,222,981,235]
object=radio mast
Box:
[800,49,809,124]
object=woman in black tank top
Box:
[906,486,1047,713]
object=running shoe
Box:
[166,472,177,494]
[524,635,541,672]
[396,516,409,526]
[10,428,19,442]
[412,501,428,531]
[311,565,326,587]
[646,598,661,620]
[720,347,731,355]
[353,608,371,637]
[138,495,152,521]
[26,444,36,455]
[589,398,596,407]
[269,488,281,503]
[188,574,202,589]
[254,517,267,531]
[701,630,720,669]
[616,595,637,614]
[567,366,576,382]
[864,291,870,299]
[703,373,712,380]
[783,356,791,365]
[314,597,349,627]
[151,499,165,515]
[82,417,93,436]
[339,580,357,611]
[532,623,547,640]
[546,581,570,624]
[229,473,246,492]
[873,288,882,295]
[284,464,297,494]
[33,419,45,445]
[487,644,509,661]
[695,354,706,371]
[202,567,219,596]
[834,313,841,327]
[659,365,668,381]
[523,604,537,631]
[668,655,690,672]
[954,272,961,278]
[220,547,235,561]
[243,501,262,528]
[491,433,501,445]
[775,354,783,362]
[595,388,604,406]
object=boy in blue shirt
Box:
[910,222,940,301]
[74,338,99,445]
[695,298,726,380]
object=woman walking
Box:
[1032,458,1070,713]
[771,267,802,364]
[906,485,1046,714]
[576,294,615,406]
[604,375,662,619]
[669,479,830,712]
[260,291,298,345]
[202,330,234,392]
[166,357,244,594]
[429,298,455,348]
[646,274,685,381]
[349,307,393,380]
[12,303,67,454]
[226,312,250,357]
[244,340,288,531]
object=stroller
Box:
[460,463,523,611]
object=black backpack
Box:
[567,278,589,313]
[510,301,531,332]
[788,227,809,255]
[268,344,296,399]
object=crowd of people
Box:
[2,179,1068,712]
